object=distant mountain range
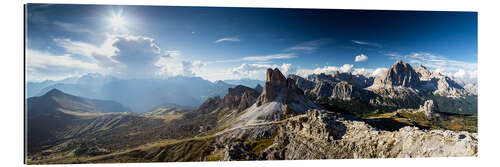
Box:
[27,74,242,112]
[222,78,265,88]
[26,61,478,164]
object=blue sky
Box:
[26,4,477,83]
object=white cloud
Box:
[43,34,208,80]
[284,40,325,53]
[110,35,167,79]
[295,64,387,78]
[214,36,240,43]
[296,64,354,77]
[26,49,104,81]
[354,54,368,62]
[242,53,297,61]
[351,40,381,47]
[371,68,388,77]
[165,50,181,58]
[53,21,93,34]
[229,63,295,80]
[53,37,118,66]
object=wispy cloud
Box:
[53,21,93,34]
[354,54,368,62]
[229,63,295,80]
[351,40,381,47]
[284,40,325,53]
[214,36,240,43]
[242,53,297,61]
[26,49,104,81]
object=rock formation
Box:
[396,100,437,118]
[198,85,259,113]
[233,68,319,126]
[261,109,476,159]
[223,85,260,111]
[331,81,355,100]
[381,60,420,88]
[288,74,315,92]
[310,81,334,98]
[418,100,436,118]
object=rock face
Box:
[233,68,319,126]
[396,100,437,118]
[288,74,315,92]
[310,82,334,98]
[418,100,436,118]
[414,63,471,98]
[464,83,478,95]
[331,81,355,100]
[381,60,420,88]
[223,85,260,111]
[198,85,259,113]
[256,68,300,104]
[434,76,468,98]
[197,96,223,113]
[307,72,373,88]
[260,109,477,159]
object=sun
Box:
[109,8,127,32]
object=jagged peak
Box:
[266,68,287,85]
[382,60,420,88]
[227,85,255,96]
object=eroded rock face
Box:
[381,61,420,88]
[418,100,436,118]
[396,100,437,118]
[238,91,259,111]
[198,96,223,113]
[284,110,346,142]
[256,68,304,105]
[233,68,319,126]
[262,109,477,160]
[331,81,354,100]
[223,85,259,111]
[464,83,478,95]
[310,82,334,98]
[288,74,315,92]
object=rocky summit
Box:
[382,60,421,88]
[233,68,319,126]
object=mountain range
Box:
[26,61,478,164]
[27,75,244,112]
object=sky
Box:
[26,4,478,84]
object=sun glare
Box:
[109,8,127,32]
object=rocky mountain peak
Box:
[266,68,288,86]
[224,85,260,111]
[381,60,420,88]
[234,68,319,126]
[257,68,301,104]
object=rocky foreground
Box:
[217,109,477,160]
